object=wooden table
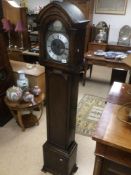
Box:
[22,50,39,57]
[83,52,131,85]
[8,49,39,63]
[84,52,131,70]
[92,82,131,175]
[88,42,131,53]
[4,93,44,131]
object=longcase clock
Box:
[38,2,89,175]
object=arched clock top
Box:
[38,1,89,72]
[38,1,89,29]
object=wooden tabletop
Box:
[92,82,131,153]
[84,52,131,70]
[4,93,45,110]
[22,50,39,57]
[107,82,131,105]
[10,60,45,76]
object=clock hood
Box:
[38,1,90,72]
[38,1,89,29]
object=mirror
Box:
[117,25,131,46]
[91,21,109,43]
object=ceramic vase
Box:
[6,86,23,102]
[32,86,41,96]
[17,70,29,91]
[23,91,36,105]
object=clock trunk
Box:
[46,68,79,150]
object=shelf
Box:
[29,31,38,35]
[22,50,39,57]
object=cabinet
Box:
[27,13,39,52]
[101,159,131,175]
[8,49,24,62]
[88,42,107,52]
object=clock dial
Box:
[46,33,69,63]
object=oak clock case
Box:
[38,2,88,175]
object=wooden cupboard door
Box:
[46,68,79,150]
[102,159,131,175]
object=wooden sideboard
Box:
[84,52,131,70]
[92,82,131,175]
[88,41,131,52]
[8,49,39,63]
[10,60,45,94]
[8,48,24,62]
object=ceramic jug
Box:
[95,29,106,43]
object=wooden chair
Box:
[80,58,93,86]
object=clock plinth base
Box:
[42,141,78,175]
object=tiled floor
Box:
[0,65,112,175]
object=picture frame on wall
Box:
[95,0,128,15]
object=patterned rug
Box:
[76,94,105,137]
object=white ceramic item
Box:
[6,86,22,102]
[22,91,36,105]
[32,86,41,96]
[17,70,29,90]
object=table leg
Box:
[82,60,93,86]
[17,110,25,131]
[37,102,44,124]
[83,63,88,86]
[93,156,103,175]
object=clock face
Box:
[46,20,69,63]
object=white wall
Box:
[27,0,50,13]
[14,0,50,13]
[14,0,131,43]
[93,0,131,43]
